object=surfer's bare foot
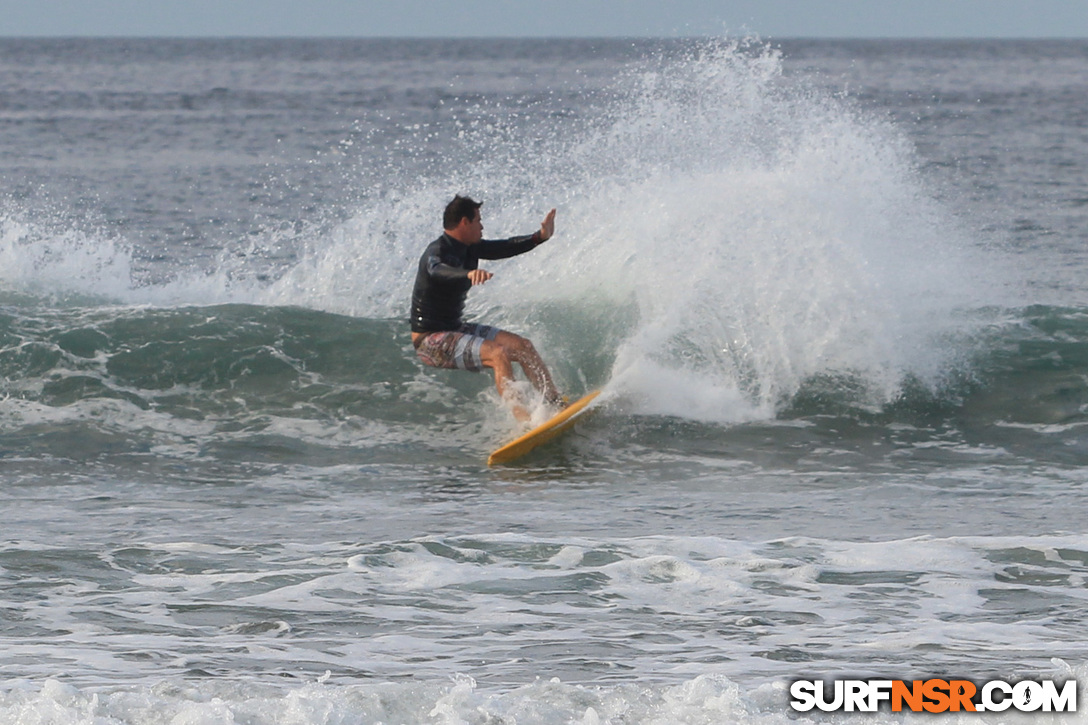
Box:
[545,392,566,409]
[512,405,531,423]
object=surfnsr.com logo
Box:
[790,679,1077,713]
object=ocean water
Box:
[2,36,1088,724]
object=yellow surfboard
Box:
[487,390,602,465]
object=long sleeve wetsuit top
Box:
[410,232,541,333]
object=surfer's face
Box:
[462,210,483,244]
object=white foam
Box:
[2,529,1087,706]
[3,668,1086,725]
[0,214,135,301]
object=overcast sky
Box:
[2,0,1086,38]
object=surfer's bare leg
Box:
[481,347,530,421]
[480,332,562,410]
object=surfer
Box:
[410,195,562,420]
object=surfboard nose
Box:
[487,390,602,465]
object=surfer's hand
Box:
[539,208,556,242]
[468,269,493,286]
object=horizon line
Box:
[1,34,1086,41]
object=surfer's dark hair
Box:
[443,195,483,230]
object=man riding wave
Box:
[410,195,562,420]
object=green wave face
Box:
[4,301,1088,469]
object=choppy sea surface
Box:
[2,37,1088,724]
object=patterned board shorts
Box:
[415,323,501,373]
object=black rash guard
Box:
[410,231,541,334]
